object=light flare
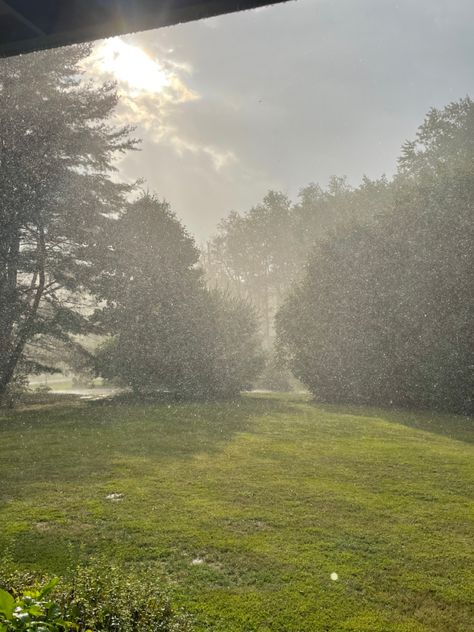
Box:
[97,38,170,94]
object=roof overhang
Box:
[0,0,290,57]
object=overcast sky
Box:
[86,0,474,240]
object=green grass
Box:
[0,394,473,631]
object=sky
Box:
[85,0,474,240]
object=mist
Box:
[1,2,473,630]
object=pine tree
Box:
[95,194,264,399]
[0,44,138,400]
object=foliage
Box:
[253,351,295,392]
[0,578,75,631]
[0,371,29,409]
[0,567,192,632]
[206,290,265,397]
[204,191,296,342]
[95,194,264,399]
[277,98,473,414]
[0,44,138,402]
[33,385,52,395]
[0,396,472,631]
[203,179,393,345]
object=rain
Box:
[0,1,473,630]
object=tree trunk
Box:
[0,228,20,399]
[0,223,46,401]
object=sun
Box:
[97,38,170,94]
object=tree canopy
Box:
[276,98,473,414]
[203,177,393,347]
[95,194,264,399]
[0,44,137,400]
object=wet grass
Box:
[0,394,473,631]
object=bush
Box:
[97,290,264,400]
[34,385,52,394]
[0,578,74,631]
[0,566,192,632]
[276,99,473,414]
[95,195,264,400]
[0,373,29,409]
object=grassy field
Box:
[0,394,473,631]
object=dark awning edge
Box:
[0,0,291,57]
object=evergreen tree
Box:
[95,194,263,399]
[276,98,473,414]
[0,44,137,401]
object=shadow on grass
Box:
[311,399,474,445]
[0,394,300,490]
[0,394,301,571]
[84,392,299,447]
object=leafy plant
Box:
[61,564,192,631]
[0,578,76,631]
[0,566,192,632]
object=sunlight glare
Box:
[98,39,170,94]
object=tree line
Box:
[1,45,472,413]
[205,100,473,414]
[0,45,263,403]
[203,176,393,345]
[278,99,473,414]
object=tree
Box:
[203,178,392,391]
[95,194,264,399]
[0,44,137,402]
[203,178,393,347]
[204,191,296,344]
[389,97,474,411]
[277,98,473,414]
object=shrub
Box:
[0,578,74,631]
[0,566,192,632]
[95,195,264,400]
[276,98,473,414]
[0,372,29,409]
[34,385,52,394]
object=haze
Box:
[84,0,474,239]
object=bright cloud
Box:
[85,37,197,104]
[83,36,238,176]
[97,38,169,94]
[169,135,237,171]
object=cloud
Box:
[168,135,237,171]
[84,37,196,102]
[83,36,198,138]
[83,0,474,240]
[84,35,239,183]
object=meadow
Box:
[0,394,473,631]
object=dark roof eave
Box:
[0,0,291,57]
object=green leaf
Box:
[38,577,59,598]
[0,588,14,619]
[27,604,44,617]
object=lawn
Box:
[0,394,473,631]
